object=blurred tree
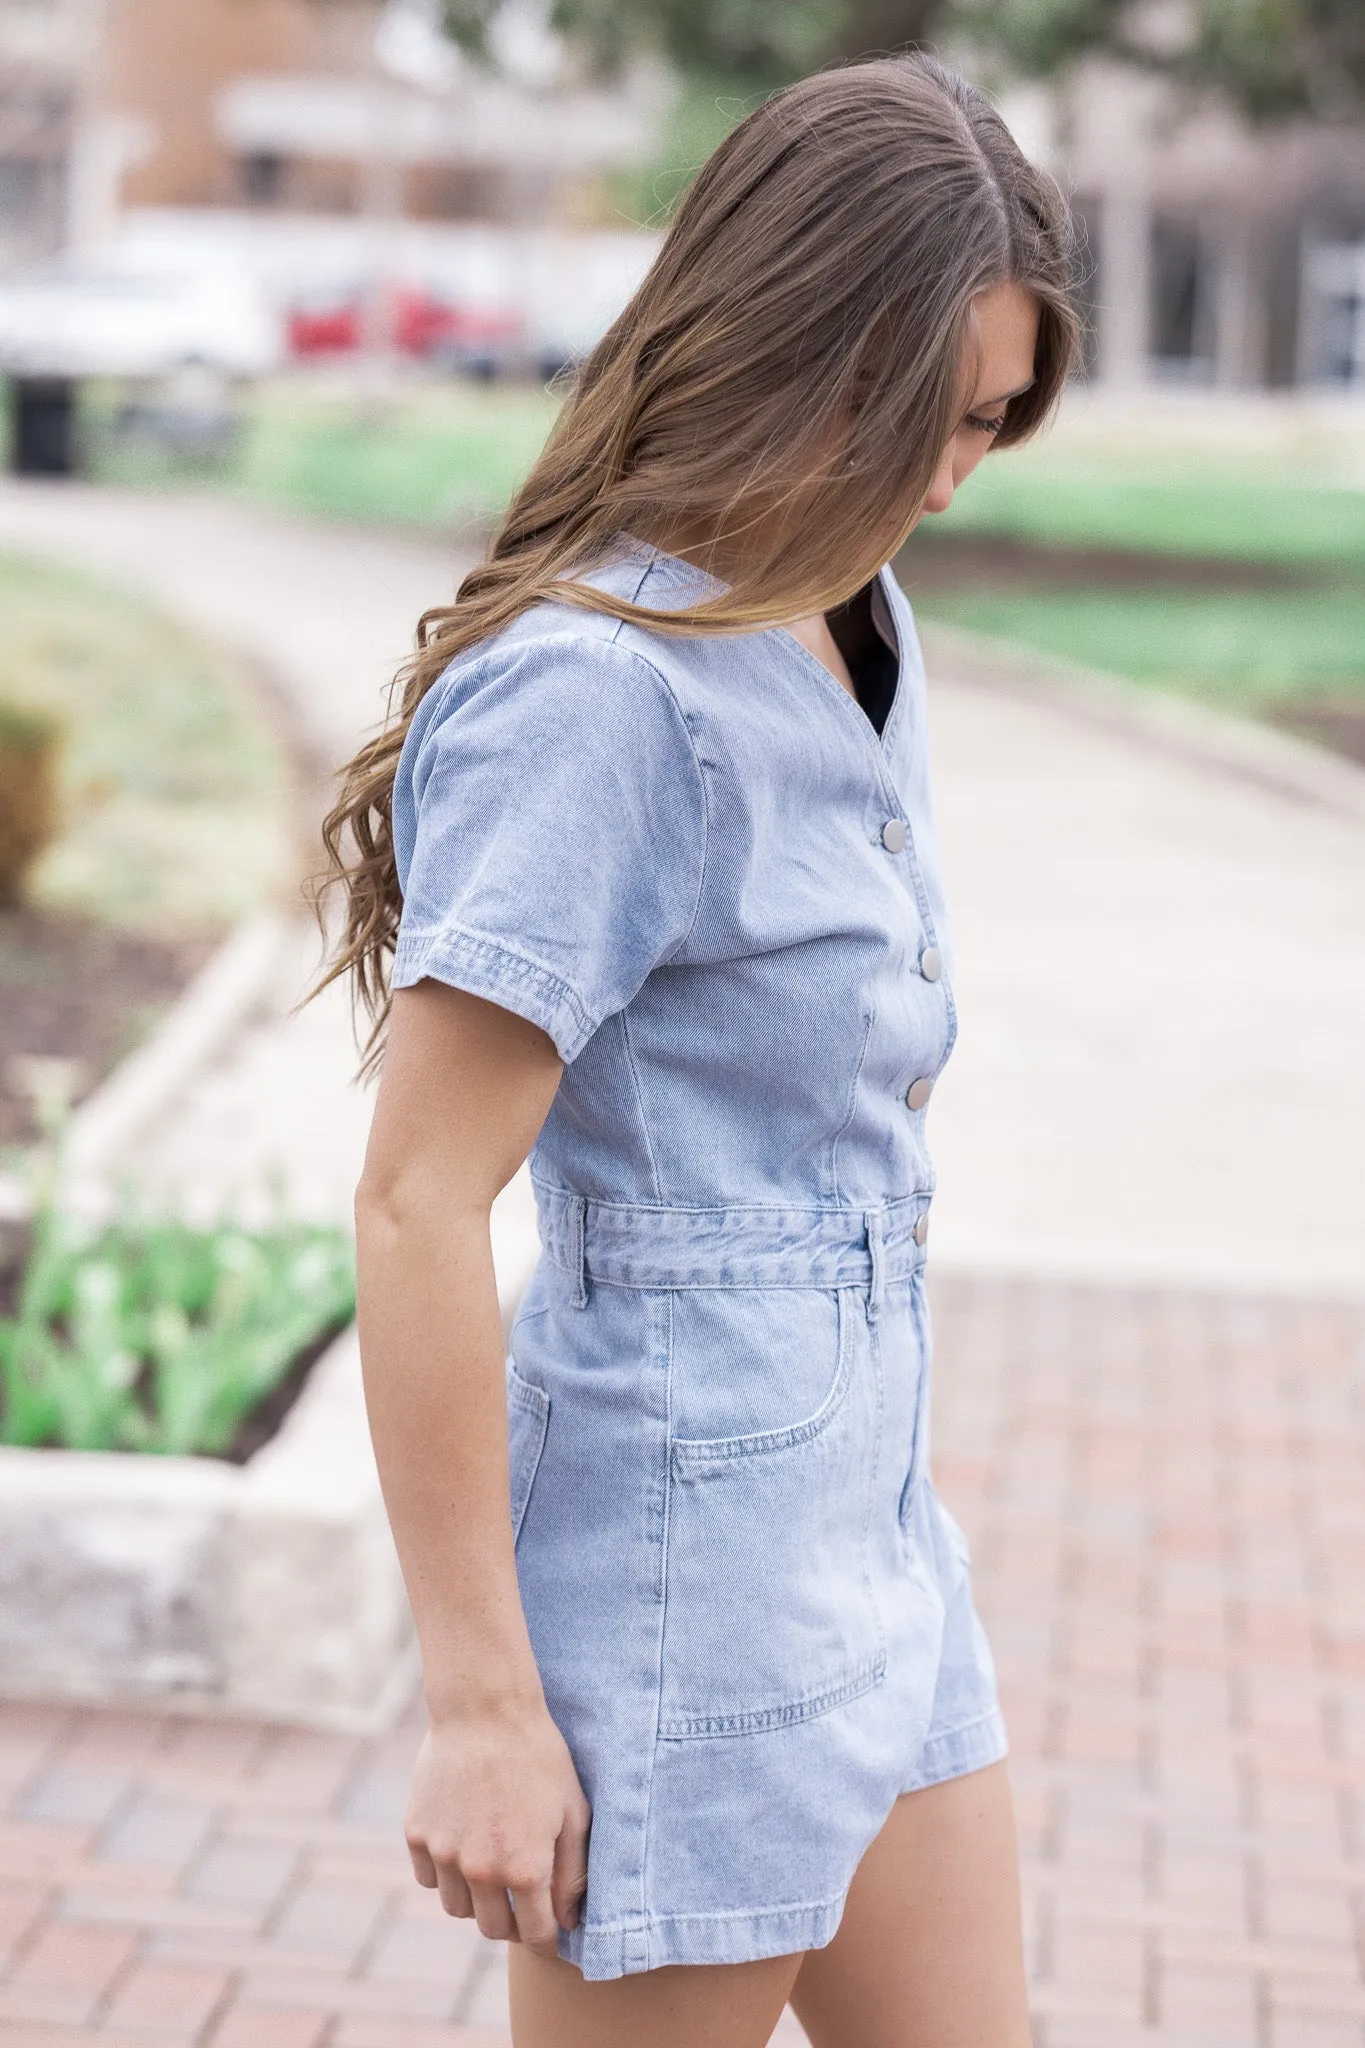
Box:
[441,0,850,77]
[947,0,1365,120]
[832,0,944,60]
[439,0,1365,117]
[1185,0,1365,120]
[553,0,843,77]
[438,0,496,62]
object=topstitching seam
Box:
[639,1287,677,1968]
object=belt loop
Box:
[566,1193,589,1308]
[863,1207,885,1323]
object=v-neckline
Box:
[619,535,907,760]
[767,570,905,759]
[781,616,857,704]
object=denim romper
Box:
[390,538,1007,1981]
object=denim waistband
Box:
[532,1179,930,1314]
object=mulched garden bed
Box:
[897,528,1314,593]
[0,905,214,1149]
[222,1312,352,1464]
[1270,699,1365,768]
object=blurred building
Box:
[0,0,662,380]
[1008,61,1365,390]
[2,1,1362,389]
[102,0,326,213]
[0,0,657,263]
[0,0,102,268]
[99,0,656,224]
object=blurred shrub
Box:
[0,552,292,936]
[0,701,62,906]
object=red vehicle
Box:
[393,287,460,357]
[286,283,522,364]
[286,287,363,357]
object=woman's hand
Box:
[405,1700,592,1957]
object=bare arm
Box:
[354,978,587,1956]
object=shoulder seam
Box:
[603,638,711,963]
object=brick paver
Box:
[1,1274,1361,2046]
[933,1276,1365,2048]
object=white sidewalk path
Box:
[1,480,1362,1298]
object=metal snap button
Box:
[912,1212,929,1246]
[906,1077,933,1111]
[919,946,942,982]
[881,818,907,852]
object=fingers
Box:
[404,1763,592,1957]
[433,1862,558,1955]
[510,1880,562,1956]
[435,1865,475,1920]
[551,1801,591,1933]
[409,1836,474,1918]
[469,1880,519,1943]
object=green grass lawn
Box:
[907,580,1365,715]
[0,552,294,935]
[232,380,562,532]
[925,449,1365,572]
[90,378,563,536]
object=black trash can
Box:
[9,376,78,475]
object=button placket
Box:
[827,591,953,1102]
[880,801,952,1124]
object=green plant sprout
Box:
[0,1200,355,1457]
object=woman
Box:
[320,51,1079,2048]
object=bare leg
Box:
[508,1759,1027,2047]
[509,1947,802,2048]
[790,1759,1032,2048]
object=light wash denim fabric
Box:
[390,538,1006,1981]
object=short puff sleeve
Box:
[390,633,707,1063]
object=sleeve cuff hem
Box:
[391,926,594,1063]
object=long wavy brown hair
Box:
[316,51,1081,1068]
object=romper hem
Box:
[558,1709,1012,1981]
[899,1704,1010,1794]
[563,1889,851,1981]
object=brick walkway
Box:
[2,1274,1361,2047]
[933,1275,1365,2048]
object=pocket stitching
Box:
[506,1359,550,1545]
[659,1650,886,1740]
[670,1291,853,1475]
[896,1272,934,1532]
[660,1291,885,1736]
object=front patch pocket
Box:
[506,1359,550,1546]
[659,1290,885,1739]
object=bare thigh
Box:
[508,1759,1028,2048]
[508,1947,801,2048]
[791,1759,1032,2048]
